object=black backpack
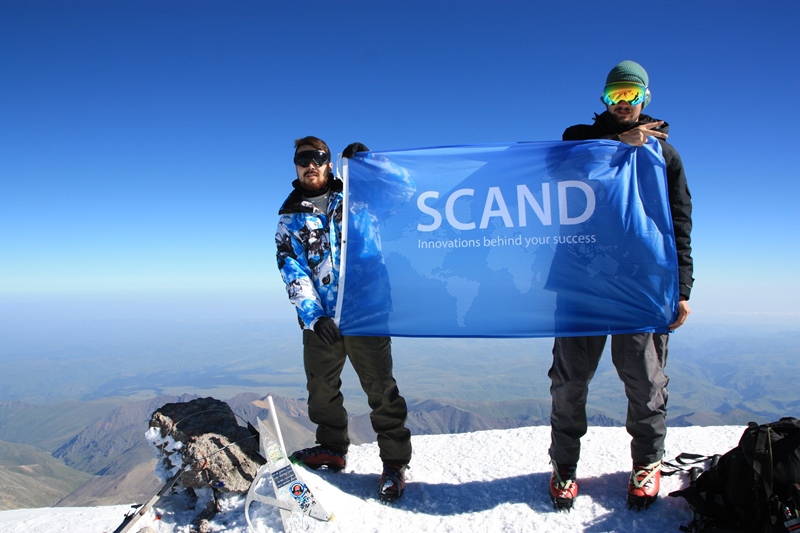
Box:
[668,417,800,533]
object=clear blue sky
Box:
[1,0,798,326]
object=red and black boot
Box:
[627,461,662,509]
[549,460,578,511]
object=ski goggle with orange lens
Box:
[294,150,330,167]
[602,82,648,106]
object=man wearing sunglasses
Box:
[275,136,412,502]
[547,61,694,511]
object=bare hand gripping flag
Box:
[336,139,679,338]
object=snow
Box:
[0,425,745,533]
[145,426,185,479]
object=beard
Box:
[298,173,331,197]
[608,105,641,126]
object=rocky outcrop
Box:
[148,397,264,494]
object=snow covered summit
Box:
[0,424,745,533]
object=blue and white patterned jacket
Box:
[275,178,344,330]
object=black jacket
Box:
[563,111,694,300]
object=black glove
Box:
[342,142,369,158]
[313,317,342,345]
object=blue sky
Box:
[1,0,798,326]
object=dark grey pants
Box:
[302,330,412,465]
[548,333,669,467]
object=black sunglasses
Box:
[294,150,330,168]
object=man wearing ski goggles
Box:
[547,60,694,513]
[276,136,413,502]
[293,148,333,192]
[598,78,665,146]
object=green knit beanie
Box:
[605,60,651,107]
[606,60,649,86]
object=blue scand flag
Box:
[336,139,678,338]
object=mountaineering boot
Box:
[549,460,578,511]
[379,464,407,503]
[627,460,662,509]
[289,445,347,471]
